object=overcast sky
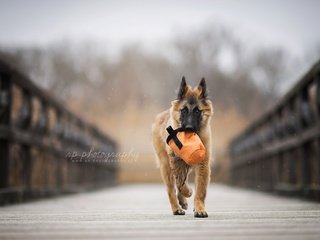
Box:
[0,0,319,58]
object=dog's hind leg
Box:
[159,158,185,215]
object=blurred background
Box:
[1,0,320,184]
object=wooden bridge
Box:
[230,61,320,201]
[0,60,320,239]
[0,60,118,204]
[1,184,320,239]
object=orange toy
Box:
[166,126,206,165]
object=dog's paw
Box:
[181,202,188,210]
[180,185,193,198]
[194,210,208,218]
[173,209,185,215]
[178,193,188,210]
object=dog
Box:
[152,77,213,218]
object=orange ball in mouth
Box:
[166,126,206,165]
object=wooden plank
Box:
[0,184,319,239]
[0,126,117,172]
[231,123,320,168]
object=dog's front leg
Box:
[160,157,185,215]
[194,160,210,218]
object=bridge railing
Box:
[0,60,118,205]
[229,60,320,200]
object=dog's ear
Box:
[177,76,187,100]
[198,78,207,99]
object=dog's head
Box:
[171,77,213,132]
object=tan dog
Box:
[152,77,213,217]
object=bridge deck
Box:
[0,184,320,240]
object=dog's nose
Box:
[185,124,194,131]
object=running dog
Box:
[152,77,213,218]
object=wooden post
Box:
[0,72,12,189]
[19,90,33,190]
[300,87,311,195]
[55,110,62,192]
[315,73,320,199]
[277,152,284,187]
[38,101,49,192]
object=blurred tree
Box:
[0,24,304,120]
[252,49,289,105]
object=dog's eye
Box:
[181,107,188,115]
[194,107,201,115]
